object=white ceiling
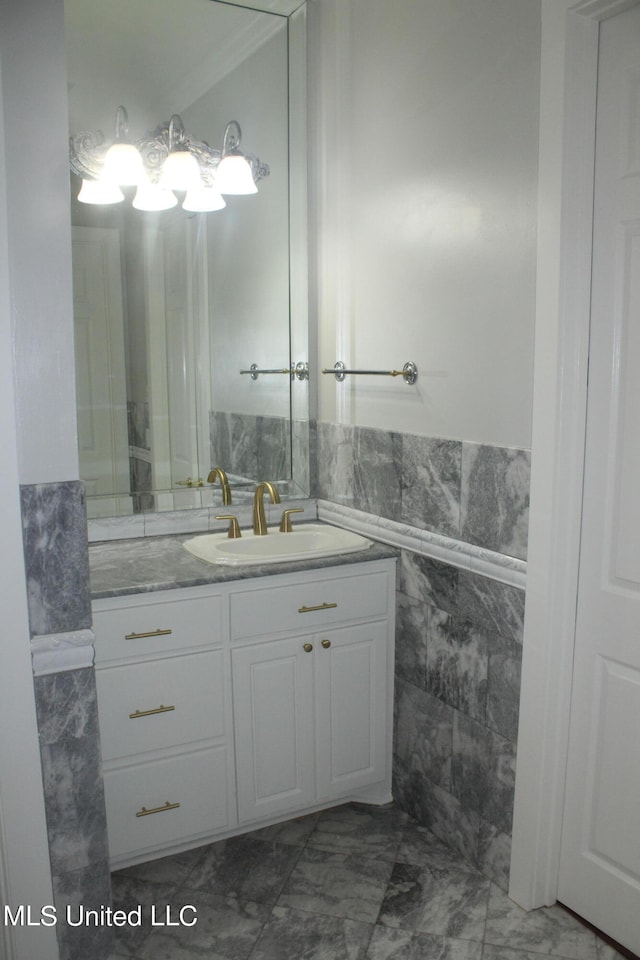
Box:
[65,0,288,135]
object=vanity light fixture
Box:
[69,106,268,213]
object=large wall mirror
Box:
[65,0,309,518]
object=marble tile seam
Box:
[317,501,527,591]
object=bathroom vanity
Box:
[90,533,397,869]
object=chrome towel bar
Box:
[322,360,418,384]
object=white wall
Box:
[0,3,66,957]
[311,0,540,449]
[1,0,78,484]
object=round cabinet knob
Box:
[303,642,313,653]
[321,639,331,649]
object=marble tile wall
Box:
[317,422,530,560]
[20,481,111,960]
[317,422,529,889]
[210,410,292,482]
[34,669,113,960]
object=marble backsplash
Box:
[317,422,530,561]
[317,421,529,889]
[210,410,292,482]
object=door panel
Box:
[232,636,315,823]
[558,7,640,953]
[316,622,387,800]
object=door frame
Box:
[509,0,640,911]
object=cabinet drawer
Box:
[97,650,226,761]
[230,569,389,640]
[93,593,222,664]
[104,745,231,862]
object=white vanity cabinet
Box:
[92,557,395,869]
[92,588,236,868]
[230,566,393,823]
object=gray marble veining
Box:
[252,905,373,960]
[399,550,459,614]
[401,435,462,537]
[104,802,619,960]
[209,410,293,483]
[20,480,91,635]
[366,926,482,960]
[486,633,523,742]
[352,426,402,521]
[88,531,396,599]
[34,667,111,960]
[210,410,259,481]
[306,803,407,862]
[392,761,480,868]
[378,860,491,940]
[182,835,302,904]
[425,610,488,723]
[461,443,530,560]
[451,713,517,838]
[395,593,429,685]
[394,678,453,792]
[457,567,525,645]
[279,847,393,923]
[317,422,530,563]
[484,884,599,960]
[34,668,109,875]
[477,820,513,892]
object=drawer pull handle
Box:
[125,628,173,640]
[321,639,331,649]
[298,602,338,614]
[136,801,180,818]
[303,642,313,653]
[129,704,175,720]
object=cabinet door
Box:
[232,636,315,823]
[315,621,388,801]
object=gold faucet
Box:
[207,467,232,505]
[252,481,281,535]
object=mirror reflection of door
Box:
[144,214,211,509]
[72,226,132,517]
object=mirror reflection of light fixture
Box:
[132,177,178,212]
[215,121,258,195]
[77,177,124,205]
[100,106,144,186]
[157,115,203,192]
[69,107,269,212]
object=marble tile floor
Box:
[108,803,626,960]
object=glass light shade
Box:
[182,185,226,212]
[159,150,201,192]
[77,178,124,205]
[215,155,257,195]
[101,142,144,186]
[132,179,178,212]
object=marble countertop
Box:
[89,528,398,599]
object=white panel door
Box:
[232,635,315,823]
[557,7,640,953]
[72,226,131,516]
[315,622,387,801]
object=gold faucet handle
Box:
[279,508,305,533]
[215,514,242,539]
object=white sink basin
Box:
[183,523,372,566]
